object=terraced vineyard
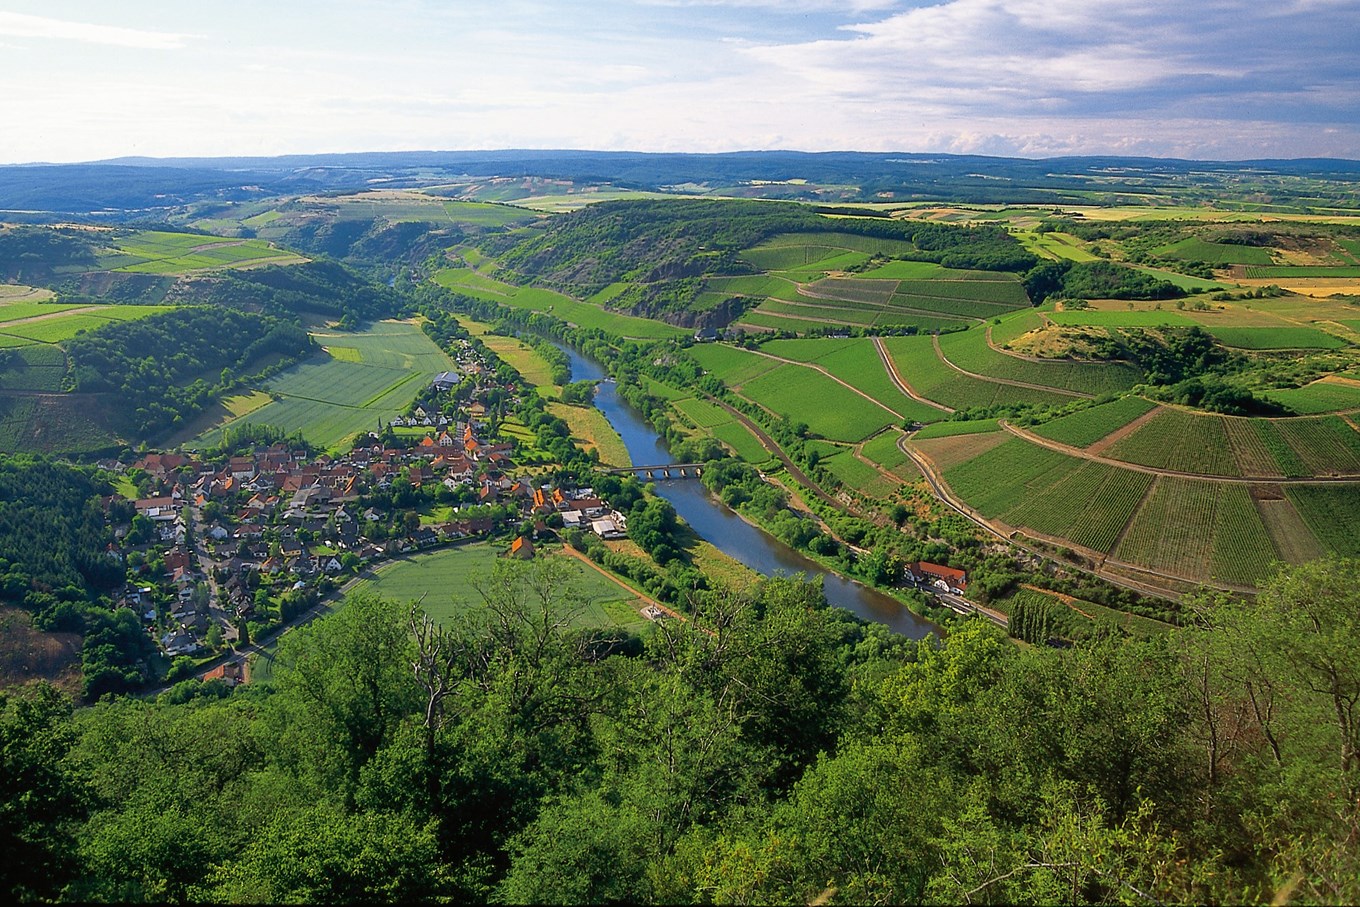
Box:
[937,327,1140,396]
[1102,409,1240,476]
[880,335,1075,411]
[941,437,1151,553]
[1030,397,1158,448]
[1113,477,1277,587]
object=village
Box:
[104,336,635,671]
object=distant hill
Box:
[4,150,1360,217]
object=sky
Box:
[1,0,1357,164]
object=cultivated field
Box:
[352,544,650,632]
[194,320,456,451]
[433,267,686,340]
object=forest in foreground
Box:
[3,556,1359,905]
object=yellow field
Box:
[322,345,364,363]
[479,334,560,391]
[224,391,273,417]
[547,401,631,467]
[0,285,55,302]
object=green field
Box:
[821,449,901,498]
[1018,231,1102,262]
[737,363,899,442]
[99,231,302,273]
[1204,326,1346,350]
[989,308,1047,346]
[880,335,1074,411]
[0,302,87,323]
[937,327,1140,396]
[0,305,175,344]
[433,268,685,340]
[1048,310,1196,328]
[1030,397,1158,447]
[352,544,650,632]
[1265,380,1360,414]
[691,344,900,442]
[760,338,948,423]
[859,429,916,476]
[1156,237,1275,265]
[195,320,456,451]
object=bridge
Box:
[604,463,704,480]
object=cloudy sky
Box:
[1,0,1356,164]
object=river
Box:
[561,345,936,639]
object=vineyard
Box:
[1285,484,1360,557]
[1205,326,1345,350]
[1030,397,1158,448]
[937,327,1140,395]
[880,335,1074,411]
[1264,379,1360,414]
[1113,477,1277,586]
[1103,409,1240,476]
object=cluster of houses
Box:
[113,418,633,661]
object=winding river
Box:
[562,346,936,640]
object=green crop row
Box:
[938,328,1141,396]
[1031,397,1157,447]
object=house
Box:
[203,662,244,687]
[507,536,535,559]
[432,370,461,391]
[590,516,627,540]
[908,561,968,595]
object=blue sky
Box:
[1,0,1356,163]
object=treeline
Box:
[6,558,1360,903]
[181,260,408,324]
[63,307,312,436]
[1024,259,1184,302]
[269,217,464,273]
[0,226,100,283]
[0,455,153,700]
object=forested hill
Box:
[484,199,1035,319]
[4,560,1360,903]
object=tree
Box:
[0,685,88,901]
[264,591,420,804]
[196,806,447,903]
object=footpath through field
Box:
[871,336,954,414]
[932,334,1092,398]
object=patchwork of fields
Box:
[194,320,457,451]
[94,231,304,274]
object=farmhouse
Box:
[908,561,968,595]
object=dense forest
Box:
[2,557,1357,904]
[0,455,150,700]
[63,307,312,435]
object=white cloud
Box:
[0,11,190,49]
